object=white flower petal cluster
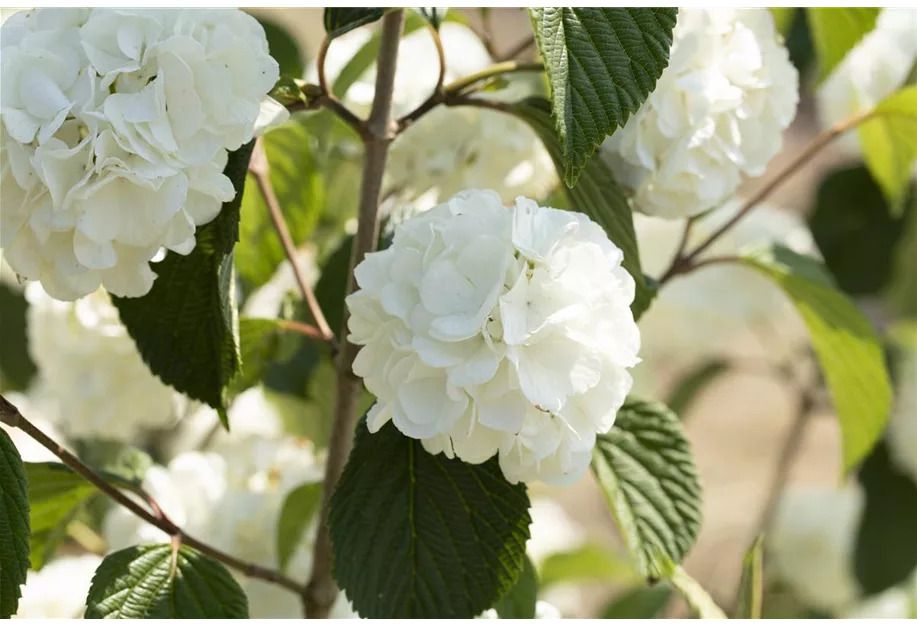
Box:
[887,347,917,485]
[347,190,640,485]
[25,282,186,441]
[602,8,798,219]
[477,601,563,619]
[0,8,282,300]
[313,23,556,204]
[12,555,102,619]
[768,484,864,614]
[818,8,917,157]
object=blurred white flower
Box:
[477,601,562,619]
[845,579,917,619]
[602,8,798,219]
[25,282,185,442]
[312,23,556,204]
[887,348,917,484]
[817,8,917,157]
[347,190,639,485]
[0,391,66,462]
[12,554,102,619]
[527,497,586,565]
[768,484,864,614]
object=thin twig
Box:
[249,138,337,352]
[305,9,406,620]
[276,319,329,343]
[430,25,446,94]
[317,36,331,95]
[496,34,536,62]
[0,393,304,596]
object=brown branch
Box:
[317,35,331,95]
[0,393,304,596]
[249,138,337,353]
[304,9,406,620]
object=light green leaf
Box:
[591,398,703,580]
[539,544,638,589]
[276,482,322,573]
[329,420,531,618]
[666,360,730,418]
[231,318,303,397]
[84,544,249,618]
[528,8,677,185]
[602,584,673,619]
[806,8,880,81]
[740,245,892,471]
[511,98,655,318]
[25,463,96,571]
[769,8,797,37]
[670,564,727,619]
[859,86,917,214]
[493,554,537,619]
[0,429,29,618]
[324,8,385,40]
[114,142,254,413]
[736,535,764,619]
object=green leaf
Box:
[314,235,353,340]
[539,544,638,589]
[276,482,322,573]
[0,429,29,618]
[806,8,879,82]
[25,463,96,571]
[528,8,677,185]
[669,564,727,619]
[84,544,249,618]
[232,318,303,397]
[854,440,917,595]
[808,165,914,296]
[591,398,703,581]
[666,359,729,418]
[859,86,917,214]
[236,123,323,291]
[739,244,893,471]
[769,8,798,37]
[0,284,35,392]
[511,98,654,318]
[324,8,385,40]
[329,420,531,618]
[601,584,673,619]
[736,535,764,619]
[114,142,254,413]
[493,554,537,619]
[258,18,305,79]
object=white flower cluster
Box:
[314,23,556,205]
[0,8,282,300]
[602,8,798,219]
[477,601,563,620]
[25,282,186,441]
[347,190,640,485]
[12,554,102,619]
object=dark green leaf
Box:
[25,463,96,571]
[258,18,305,78]
[859,86,917,214]
[769,8,797,37]
[806,8,879,82]
[666,360,730,418]
[0,428,29,618]
[591,398,703,580]
[276,482,322,573]
[740,245,892,471]
[854,440,917,595]
[601,584,673,619]
[416,8,447,30]
[511,98,654,318]
[539,544,638,589]
[324,8,385,40]
[84,544,249,618]
[329,420,531,618]
[314,235,353,340]
[0,284,35,392]
[268,76,307,108]
[114,142,255,413]
[493,554,537,619]
[528,8,677,184]
[232,318,303,397]
[808,165,914,296]
[736,535,764,619]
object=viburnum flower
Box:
[25,282,187,442]
[346,190,640,485]
[602,8,799,219]
[312,23,556,204]
[0,8,283,300]
[12,555,102,619]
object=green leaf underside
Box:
[329,420,531,618]
[806,8,880,82]
[511,98,653,319]
[601,583,673,619]
[84,544,248,618]
[114,142,254,413]
[25,463,96,572]
[0,429,29,618]
[538,544,638,589]
[493,554,537,619]
[591,398,702,581]
[666,359,730,418]
[859,86,917,214]
[276,482,322,573]
[529,8,677,185]
[740,245,892,471]
[736,535,764,619]
[323,8,385,40]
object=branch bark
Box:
[304,9,406,620]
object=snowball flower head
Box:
[347,190,640,485]
[602,8,798,218]
[0,8,281,300]
[25,282,186,441]
[767,484,864,614]
[313,23,556,204]
[12,555,103,619]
